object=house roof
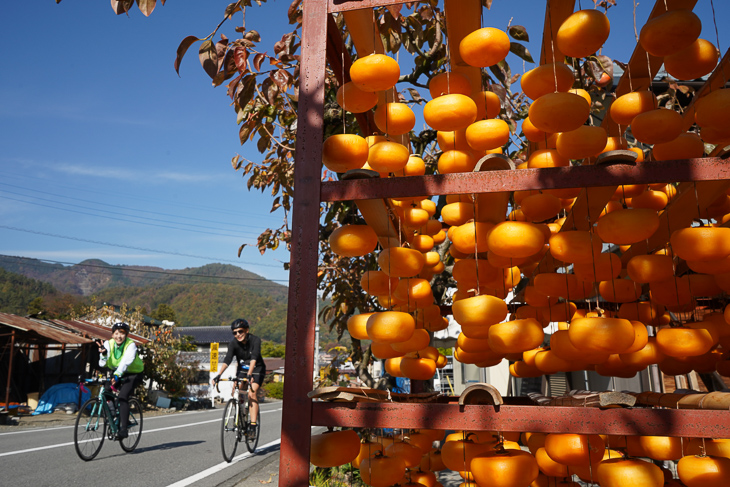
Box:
[173,326,234,344]
[51,319,149,345]
[0,312,92,345]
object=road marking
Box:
[165,438,282,487]
[0,405,282,436]
[165,424,321,487]
[0,410,283,457]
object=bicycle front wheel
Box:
[220,399,239,462]
[74,398,108,461]
[120,398,143,452]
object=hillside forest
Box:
[0,256,345,347]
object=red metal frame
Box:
[321,157,730,202]
[312,402,730,438]
[278,1,730,485]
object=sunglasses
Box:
[232,330,247,336]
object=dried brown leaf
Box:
[136,0,156,17]
[253,53,266,72]
[174,35,200,76]
[508,25,529,41]
[234,46,249,73]
[199,40,219,79]
[111,0,134,15]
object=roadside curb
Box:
[229,450,280,487]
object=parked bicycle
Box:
[74,376,143,461]
[217,377,260,462]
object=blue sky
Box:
[1,1,727,288]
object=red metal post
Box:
[278,0,328,485]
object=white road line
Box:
[0,405,282,436]
[165,438,282,487]
[166,423,320,487]
[0,409,282,458]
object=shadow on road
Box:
[132,440,205,453]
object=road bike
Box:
[217,377,260,462]
[74,377,143,461]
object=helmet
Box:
[111,322,130,334]
[230,318,249,331]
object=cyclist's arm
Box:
[213,342,236,381]
[249,337,261,370]
[114,341,138,377]
[98,341,110,368]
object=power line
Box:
[0,193,257,239]
[0,225,284,268]
[0,255,289,285]
[0,181,266,231]
[0,169,277,222]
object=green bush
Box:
[263,381,284,399]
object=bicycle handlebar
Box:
[215,377,252,394]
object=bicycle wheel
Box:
[74,398,108,461]
[120,398,144,452]
[220,399,239,462]
[244,419,260,453]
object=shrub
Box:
[263,381,284,399]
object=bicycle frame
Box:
[81,378,139,437]
[218,377,251,418]
[80,379,118,435]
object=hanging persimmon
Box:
[521,63,575,100]
[350,53,400,92]
[609,91,657,126]
[459,27,510,68]
[596,458,664,487]
[470,449,540,487]
[310,429,361,467]
[336,81,378,113]
[428,71,472,98]
[329,224,378,257]
[322,134,369,173]
[424,94,477,132]
[373,102,416,135]
[556,9,610,58]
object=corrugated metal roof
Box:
[50,319,149,345]
[0,312,92,345]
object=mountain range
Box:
[0,255,294,343]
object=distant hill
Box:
[0,267,57,315]
[0,255,347,346]
[0,256,290,342]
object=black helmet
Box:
[111,322,130,334]
[230,318,249,331]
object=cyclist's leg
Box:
[117,373,141,435]
[248,370,265,425]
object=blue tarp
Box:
[32,383,90,415]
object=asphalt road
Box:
[0,401,284,487]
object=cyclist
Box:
[212,319,266,437]
[96,322,144,439]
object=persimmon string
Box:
[472,193,481,296]
[665,210,682,308]
[546,0,559,92]
[342,50,346,133]
[709,0,726,86]
[585,187,601,309]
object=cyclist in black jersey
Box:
[212,319,266,436]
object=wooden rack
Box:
[277,1,730,485]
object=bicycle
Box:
[217,377,260,462]
[74,377,144,461]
